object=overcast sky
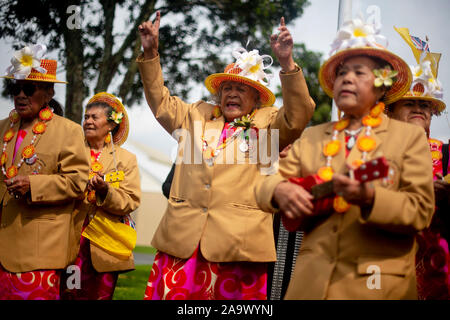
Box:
[0,0,449,159]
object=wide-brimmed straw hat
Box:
[318,17,412,105]
[204,48,276,107]
[2,44,67,84]
[87,92,129,146]
[395,61,446,115]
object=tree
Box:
[274,43,332,126]
[1,0,321,124]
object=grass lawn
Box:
[113,246,156,300]
[113,264,153,300]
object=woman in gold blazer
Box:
[137,12,315,300]
[255,18,435,299]
[0,45,90,300]
[60,93,141,300]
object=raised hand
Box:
[270,17,295,72]
[138,11,161,60]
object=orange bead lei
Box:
[319,102,385,212]
[87,149,103,203]
[1,108,53,179]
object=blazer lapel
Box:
[101,143,115,173]
[4,121,20,170]
[203,116,225,152]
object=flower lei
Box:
[1,108,53,179]
[202,108,257,161]
[320,102,385,213]
[86,149,103,203]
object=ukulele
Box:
[281,156,390,232]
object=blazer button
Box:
[205,184,211,190]
[202,208,207,213]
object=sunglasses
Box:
[10,82,38,97]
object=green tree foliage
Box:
[0,0,327,124]
[274,43,332,126]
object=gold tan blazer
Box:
[255,115,435,299]
[72,143,141,273]
[137,54,315,262]
[0,114,90,273]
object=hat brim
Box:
[204,73,276,107]
[0,75,67,84]
[395,93,446,115]
[318,47,412,105]
[87,93,129,146]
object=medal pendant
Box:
[239,141,249,153]
[25,154,37,165]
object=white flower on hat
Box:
[5,44,47,80]
[410,61,444,99]
[109,110,123,124]
[329,16,387,55]
[232,48,273,86]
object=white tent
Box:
[122,139,173,246]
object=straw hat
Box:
[318,17,412,105]
[204,48,276,107]
[2,44,67,84]
[395,61,446,115]
[87,92,129,146]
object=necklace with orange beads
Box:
[1,108,53,179]
[319,102,385,213]
[86,148,104,203]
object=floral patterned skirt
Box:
[60,235,118,300]
[144,247,267,300]
[0,265,60,300]
[416,229,450,300]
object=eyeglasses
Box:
[10,82,38,97]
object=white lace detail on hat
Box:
[329,15,388,56]
[4,44,48,80]
[231,48,273,86]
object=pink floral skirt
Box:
[60,235,118,300]
[416,229,450,300]
[0,264,60,300]
[144,247,267,300]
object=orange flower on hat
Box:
[3,128,15,142]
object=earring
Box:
[105,132,111,144]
